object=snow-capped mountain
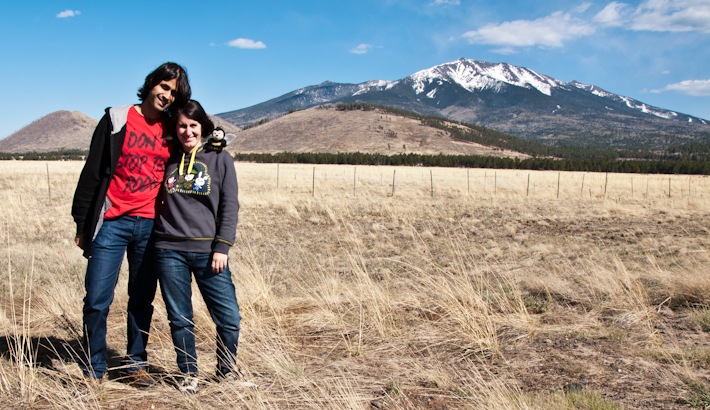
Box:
[217,58,710,147]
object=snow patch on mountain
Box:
[406,58,562,96]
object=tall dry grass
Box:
[0,161,709,409]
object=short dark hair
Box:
[173,100,215,138]
[137,62,191,114]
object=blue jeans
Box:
[154,248,241,376]
[80,216,157,379]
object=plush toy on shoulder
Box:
[202,126,236,153]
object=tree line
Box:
[335,103,710,161]
[0,149,88,160]
[233,151,710,175]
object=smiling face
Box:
[142,78,178,119]
[176,114,202,153]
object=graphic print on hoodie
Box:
[165,161,211,195]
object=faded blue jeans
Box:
[81,216,157,379]
[154,248,241,376]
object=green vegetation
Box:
[234,151,710,175]
[242,117,271,130]
[0,149,88,160]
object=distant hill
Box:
[217,58,710,149]
[0,111,241,154]
[0,111,98,153]
[227,105,527,159]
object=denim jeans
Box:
[80,216,157,379]
[154,248,241,376]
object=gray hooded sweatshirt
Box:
[154,146,239,254]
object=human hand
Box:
[212,252,228,273]
[75,233,85,250]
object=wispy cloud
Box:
[350,44,373,54]
[432,0,460,5]
[651,79,710,96]
[462,11,595,48]
[574,2,594,13]
[629,0,710,32]
[57,10,80,18]
[491,47,517,55]
[592,2,631,27]
[226,38,266,49]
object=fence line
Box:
[233,163,709,202]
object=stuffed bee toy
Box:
[202,126,236,153]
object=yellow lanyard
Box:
[179,149,197,176]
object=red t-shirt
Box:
[104,106,171,219]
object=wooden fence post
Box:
[276,164,280,190]
[557,172,560,199]
[646,178,649,199]
[527,173,530,197]
[430,170,434,198]
[46,163,51,201]
[392,170,396,197]
[312,167,315,197]
[581,174,585,195]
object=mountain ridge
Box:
[217,58,710,149]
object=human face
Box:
[176,114,202,153]
[143,78,178,119]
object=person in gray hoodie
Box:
[153,100,253,393]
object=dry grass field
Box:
[1,160,710,409]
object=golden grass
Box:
[1,161,710,409]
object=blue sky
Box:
[1,0,709,140]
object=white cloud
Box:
[350,44,373,54]
[226,38,266,49]
[491,47,517,54]
[574,2,594,13]
[592,2,632,26]
[662,70,671,74]
[432,0,460,5]
[57,10,80,18]
[462,11,595,48]
[651,79,710,96]
[630,0,710,32]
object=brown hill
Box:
[0,111,98,153]
[207,114,241,136]
[227,106,527,158]
[0,111,242,154]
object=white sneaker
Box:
[178,375,199,394]
[222,371,258,391]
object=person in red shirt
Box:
[71,62,191,386]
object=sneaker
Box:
[178,375,199,394]
[124,369,156,388]
[221,371,258,391]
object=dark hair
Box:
[137,62,191,114]
[172,100,215,138]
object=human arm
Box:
[212,153,239,255]
[71,110,111,238]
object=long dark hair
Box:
[172,100,215,139]
[137,62,191,115]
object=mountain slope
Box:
[0,111,98,153]
[0,111,241,154]
[227,105,527,158]
[217,58,710,148]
